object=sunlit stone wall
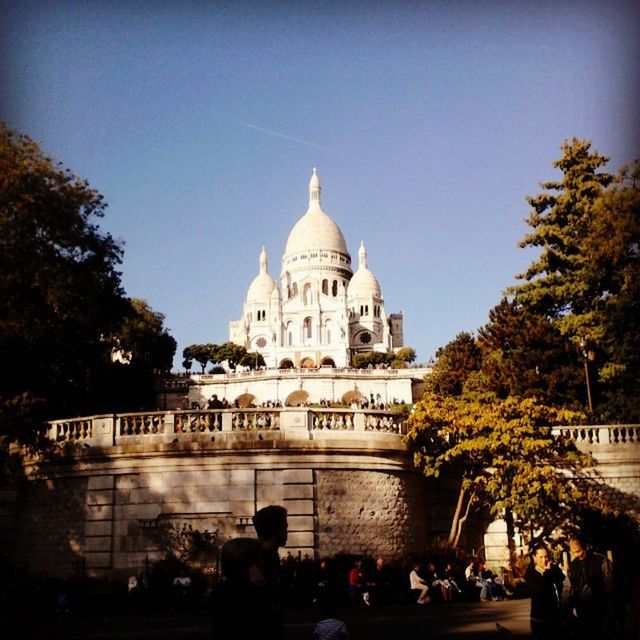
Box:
[315,469,428,559]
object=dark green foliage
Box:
[511,142,640,420]
[477,299,583,406]
[424,332,481,397]
[0,124,128,440]
[183,342,265,372]
[352,351,392,368]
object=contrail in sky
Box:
[239,121,350,158]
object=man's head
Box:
[532,545,550,572]
[252,505,288,550]
[569,535,588,561]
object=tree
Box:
[511,141,640,419]
[183,344,217,373]
[183,342,265,372]
[583,162,640,421]
[116,298,176,373]
[511,138,613,333]
[352,351,392,369]
[95,298,177,413]
[477,299,583,406]
[214,342,251,370]
[424,332,481,397]
[404,393,588,548]
[0,123,128,440]
[395,347,417,363]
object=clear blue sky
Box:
[2,1,638,369]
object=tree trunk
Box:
[452,490,476,548]
[448,482,472,547]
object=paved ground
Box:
[5,598,532,639]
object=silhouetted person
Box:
[211,538,270,639]
[568,534,613,640]
[252,505,288,639]
[525,544,565,640]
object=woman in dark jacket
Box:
[524,545,566,640]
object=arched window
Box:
[286,321,294,346]
[292,282,298,296]
[304,317,312,340]
[303,283,312,305]
[322,279,328,295]
[325,320,333,345]
[332,280,338,296]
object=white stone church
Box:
[229,168,404,369]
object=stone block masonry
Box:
[9,416,639,579]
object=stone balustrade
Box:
[46,414,640,449]
[194,366,431,383]
[45,407,409,447]
[552,424,640,446]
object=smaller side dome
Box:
[246,247,276,303]
[348,241,381,299]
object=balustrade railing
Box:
[174,411,222,434]
[46,413,637,449]
[45,407,408,445]
[310,410,354,431]
[553,424,640,446]
[119,412,165,437]
[48,418,93,442]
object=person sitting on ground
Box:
[409,562,431,605]
[443,562,462,598]
[313,591,350,640]
[369,557,393,606]
[477,561,506,601]
[348,559,369,605]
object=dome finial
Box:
[259,246,268,274]
[309,167,321,205]
[358,241,367,268]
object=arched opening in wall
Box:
[279,359,294,369]
[303,317,312,341]
[332,280,338,296]
[325,319,333,345]
[322,279,328,295]
[341,390,364,405]
[234,393,256,408]
[300,357,315,369]
[285,390,310,406]
[321,357,336,367]
[303,283,312,305]
[286,321,294,346]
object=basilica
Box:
[229,169,404,369]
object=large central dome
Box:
[284,168,349,256]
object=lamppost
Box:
[578,337,594,414]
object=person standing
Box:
[211,537,271,639]
[524,544,566,640]
[252,505,289,640]
[568,534,614,640]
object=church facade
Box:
[229,169,404,369]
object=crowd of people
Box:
[2,508,638,640]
